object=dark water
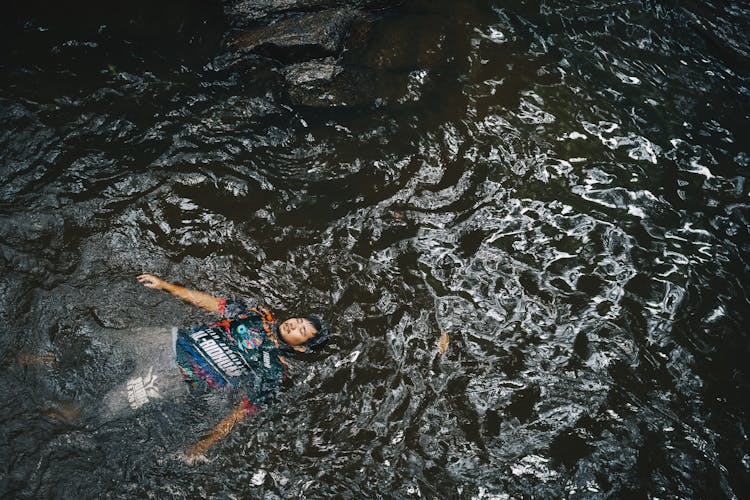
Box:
[2,0,749,497]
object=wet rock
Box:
[0,274,32,353]
[284,57,342,82]
[232,9,363,63]
[226,0,336,25]
[225,0,402,27]
[282,58,372,107]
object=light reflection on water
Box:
[1,0,749,497]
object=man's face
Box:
[279,318,317,350]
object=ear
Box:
[292,345,307,353]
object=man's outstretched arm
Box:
[137,274,223,313]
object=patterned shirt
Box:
[175,299,285,403]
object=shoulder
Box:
[221,297,278,324]
[221,298,247,318]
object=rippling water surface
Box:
[2,0,749,497]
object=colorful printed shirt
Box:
[175,299,286,403]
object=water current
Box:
[1,0,749,497]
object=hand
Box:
[137,274,166,290]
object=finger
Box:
[137,276,157,287]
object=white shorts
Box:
[100,327,188,419]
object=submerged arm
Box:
[186,398,258,460]
[137,274,223,313]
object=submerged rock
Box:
[282,58,372,107]
[231,9,363,63]
[355,13,447,71]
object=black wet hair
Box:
[301,314,330,352]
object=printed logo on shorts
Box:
[126,366,162,409]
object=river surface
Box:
[1,0,749,497]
